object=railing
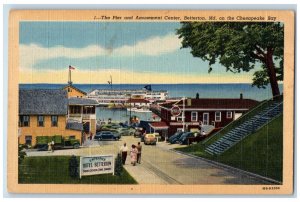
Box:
[68,113,96,120]
[249,101,283,133]
[202,94,283,146]
[69,114,81,117]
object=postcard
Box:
[7,10,294,194]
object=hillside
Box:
[176,114,283,182]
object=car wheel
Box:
[73,143,80,149]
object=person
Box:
[48,142,52,152]
[136,142,142,164]
[130,144,138,166]
[51,140,55,152]
[119,143,128,165]
[89,132,93,140]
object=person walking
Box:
[119,143,128,165]
[136,142,142,164]
[51,140,55,152]
[130,144,138,166]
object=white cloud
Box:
[113,34,181,56]
[19,33,182,70]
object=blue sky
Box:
[19,21,257,84]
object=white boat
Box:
[87,88,168,105]
[126,107,152,113]
[134,108,152,113]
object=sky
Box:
[19,21,258,84]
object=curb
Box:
[171,149,282,185]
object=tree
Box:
[176,22,283,97]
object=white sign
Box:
[80,154,114,178]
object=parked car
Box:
[168,131,184,143]
[169,132,186,144]
[186,133,207,144]
[117,127,136,136]
[36,135,80,150]
[94,131,120,141]
[178,132,201,145]
[134,127,144,138]
[144,133,157,145]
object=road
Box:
[26,136,269,185]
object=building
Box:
[18,89,83,146]
[63,84,87,98]
[68,97,99,135]
[157,96,259,137]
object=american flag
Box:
[69,65,75,70]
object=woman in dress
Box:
[130,144,138,166]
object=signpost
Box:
[79,154,114,179]
[171,105,181,116]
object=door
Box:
[203,113,209,125]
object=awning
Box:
[149,122,169,130]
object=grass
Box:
[202,96,282,147]
[176,114,283,182]
[19,156,137,184]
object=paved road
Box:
[26,136,268,185]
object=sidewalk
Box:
[123,159,169,184]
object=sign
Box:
[80,155,114,178]
[171,105,181,116]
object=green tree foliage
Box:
[18,144,26,165]
[177,22,283,97]
[114,153,123,176]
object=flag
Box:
[69,65,75,70]
[143,85,152,91]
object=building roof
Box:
[66,121,83,131]
[126,98,150,103]
[19,89,68,115]
[68,97,99,106]
[63,84,87,95]
[149,122,169,129]
[160,98,259,110]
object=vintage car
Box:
[143,133,157,145]
[94,131,121,141]
[178,132,203,145]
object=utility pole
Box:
[129,94,132,125]
[182,97,185,132]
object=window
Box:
[70,106,81,114]
[19,115,30,127]
[226,111,233,119]
[37,115,44,127]
[25,136,32,145]
[51,116,58,127]
[191,111,198,121]
[215,112,221,122]
[83,106,95,114]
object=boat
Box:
[134,108,152,113]
[87,88,168,106]
[126,107,152,113]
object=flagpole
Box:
[68,68,71,84]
